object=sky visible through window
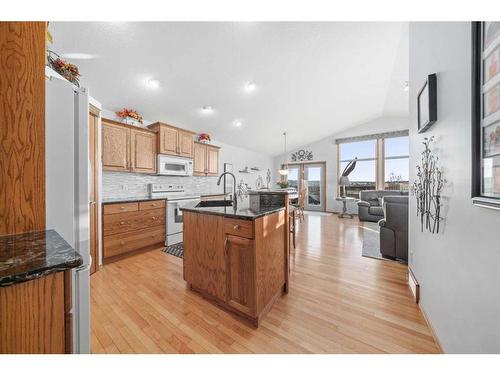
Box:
[339,136,409,181]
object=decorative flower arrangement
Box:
[47,51,81,86]
[197,133,211,143]
[277,180,289,189]
[116,108,144,124]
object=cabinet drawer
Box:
[103,208,165,236]
[224,218,254,239]
[139,200,165,211]
[103,226,165,259]
[104,202,138,215]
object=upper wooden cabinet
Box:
[193,141,220,176]
[130,129,156,174]
[102,120,130,171]
[148,122,195,158]
[102,119,157,174]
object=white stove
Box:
[149,184,201,246]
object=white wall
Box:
[273,116,410,213]
[409,22,500,353]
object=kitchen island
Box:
[181,193,290,326]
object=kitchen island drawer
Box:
[139,200,165,211]
[224,218,254,239]
[103,208,165,236]
[103,226,165,259]
[104,202,139,215]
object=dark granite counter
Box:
[102,192,229,205]
[0,230,83,287]
[180,202,285,220]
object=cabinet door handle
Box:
[152,203,157,206]
[151,234,156,238]
[120,221,126,225]
[152,216,157,220]
[120,241,125,245]
[233,224,240,230]
[120,206,126,210]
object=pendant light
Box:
[278,132,289,176]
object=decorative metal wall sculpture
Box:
[266,169,271,188]
[411,137,446,234]
[291,149,313,162]
[237,180,249,199]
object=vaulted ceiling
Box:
[50,22,408,155]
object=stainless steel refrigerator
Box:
[45,68,91,353]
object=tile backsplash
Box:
[102,171,224,199]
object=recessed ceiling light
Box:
[201,105,214,114]
[60,53,95,60]
[233,120,243,127]
[145,78,160,89]
[244,81,256,92]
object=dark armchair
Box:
[357,190,408,222]
[378,195,408,261]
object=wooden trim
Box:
[102,117,156,134]
[408,268,443,353]
[408,268,419,303]
[148,121,197,135]
[195,140,221,149]
[89,104,100,116]
[0,22,46,235]
[416,301,444,353]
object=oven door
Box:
[166,198,200,245]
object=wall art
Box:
[411,137,446,234]
[291,149,313,162]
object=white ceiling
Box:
[50,22,408,156]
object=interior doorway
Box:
[287,162,326,212]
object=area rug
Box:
[361,222,407,264]
[161,242,183,259]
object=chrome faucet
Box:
[217,172,237,211]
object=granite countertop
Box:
[102,192,230,204]
[180,202,286,220]
[0,230,83,287]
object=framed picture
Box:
[472,22,500,209]
[483,121,500,157]
[417,73,437,133]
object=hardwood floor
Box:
[90,212,441,354]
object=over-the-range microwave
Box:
[157,154,193,176]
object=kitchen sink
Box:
[196,200,233,208]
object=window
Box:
[384,136,409,191]
[338,139,377,198]
[337,133,409,198]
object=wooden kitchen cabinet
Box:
[0,271,72,354]
[206,145,219,176]
[102,118,157,174]
[130,129,156,174]
[148,122,195,158]
[102,199,166,263]
[183,210,287,326]
[193,141,220,176]
[225,234,256,316]
[102,120,130,171]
